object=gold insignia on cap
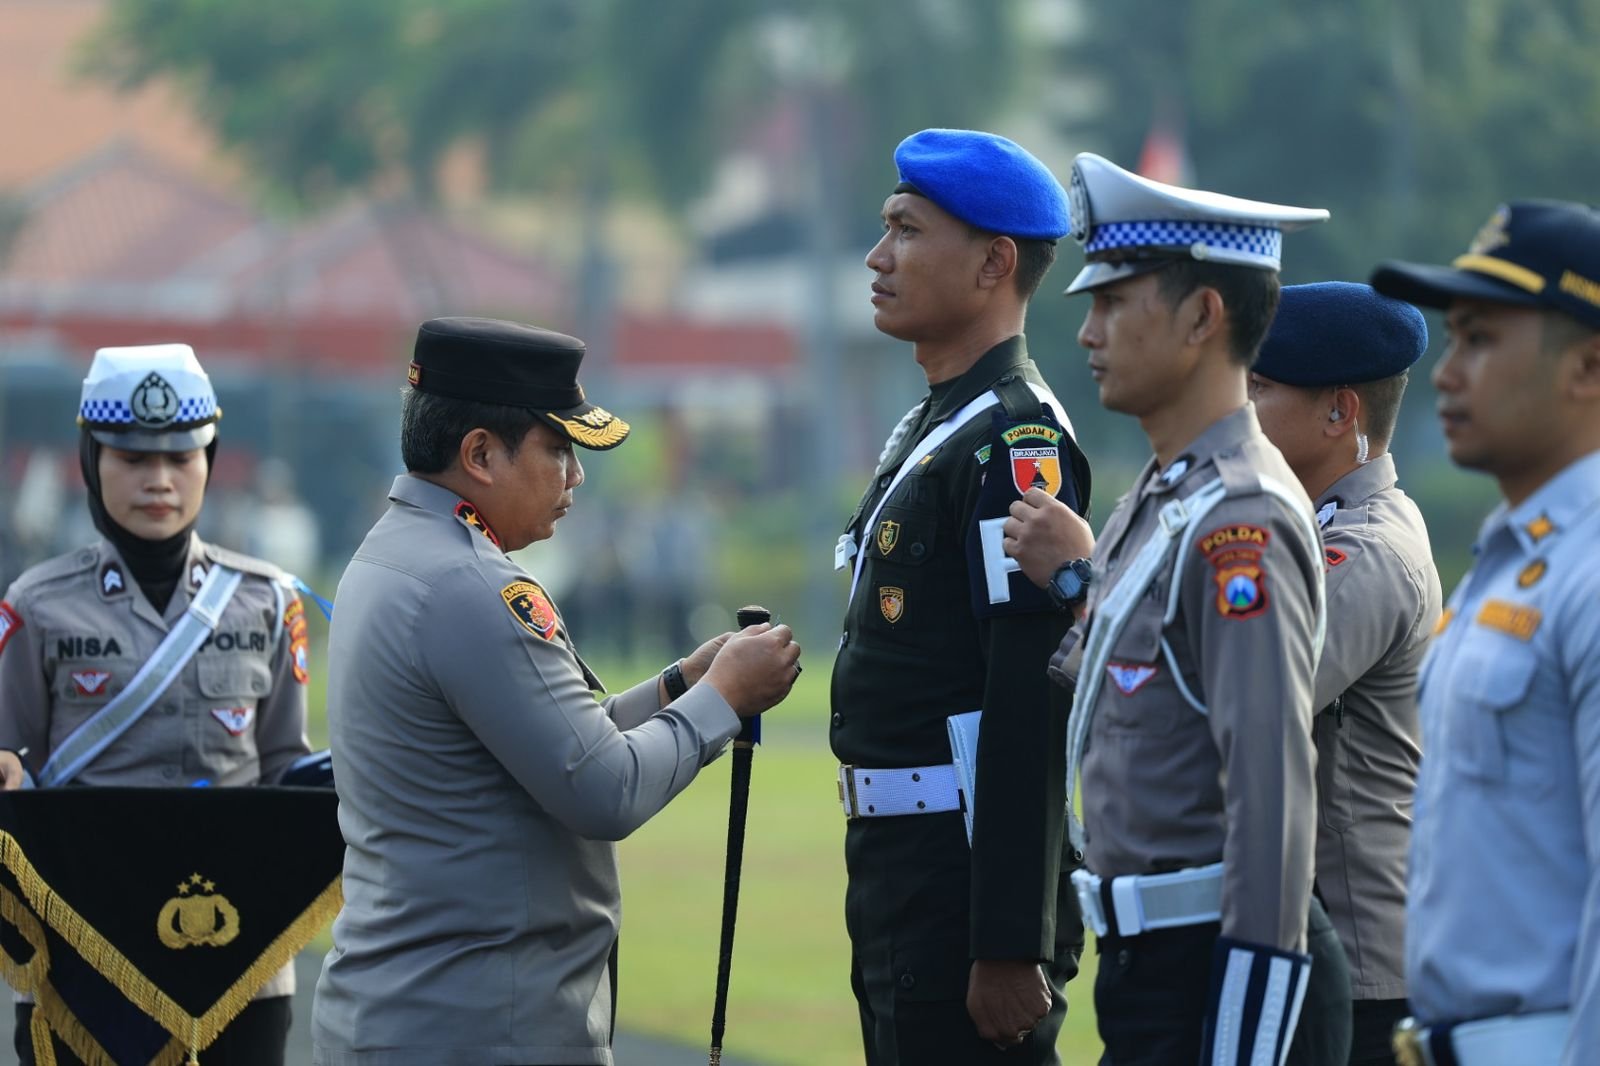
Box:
[407,363,422,385]
[1469,205,1512,255]
[1560,269,1600,309]
[549,408,630,448]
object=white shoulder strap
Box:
[38,565,245,788]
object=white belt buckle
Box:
[1070,868,1108,937]
[837,764,860,819]
[1110,876,1146,937]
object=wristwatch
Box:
[1046,558,1093,611]
[661,659,690,700]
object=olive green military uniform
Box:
[831,337,1091,1065]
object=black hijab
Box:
[80,429,218,615]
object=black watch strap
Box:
[662,659,690,700]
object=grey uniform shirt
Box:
[0,534,311,998]
[1408,449,1600,1063]
[1070,406,1322,951]
[1310,456,1440,1000]
[312,476,741,1066]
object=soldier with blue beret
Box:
[1003,153,1351,1065]
[831,128,1092,1063]
[1252,282,1443,1066]
[1371,202,1600,1066]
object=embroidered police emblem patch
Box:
[71,669,112,697]
[1200,524,1271,620]
[879,586,905,624]
[130,372,181,427]
[876,520,900,557]
[209,706,255,735]
[1106,662,1158,695]
[503,581,559,640]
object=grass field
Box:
[304,632,1106,1065]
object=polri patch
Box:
[454,501,502,547]
[1476,599,1541,641]
[0,601,20,657]
[71,669,111,697]
[1518,560,1547,588]
[284,598,310,685]
[876,519,900,557]
[1005,424,1063,496]
[503,581,559,640]
[1200,524,1271,620]
[1106,662,1158,695]
[210,706,255,736]
[879,586,905,624]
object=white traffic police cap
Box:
[78,343,220,452]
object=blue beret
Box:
[893,129,1070,241]
[1254,282,1428,387]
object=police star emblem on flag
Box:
[502,581,559,640]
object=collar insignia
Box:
[190,563,207,590]
[454,501,502,548]
[1525,514,1555,542]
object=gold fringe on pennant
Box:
[0,833,343,1064]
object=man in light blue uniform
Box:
[1371,200,1600,1066]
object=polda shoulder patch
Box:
[1200,524,1271,620]
[503,581,559,640]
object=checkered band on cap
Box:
[79,392,216,426]
[1086,219,1284,267]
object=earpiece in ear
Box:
[1328,409,1342,422]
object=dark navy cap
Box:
[893,129,1071,241]
[1371,200,1600,330]
[1254,283,1428,387]
[408,317,630,450]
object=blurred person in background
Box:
[1004,154,1347,1065]
[830,129,1092,1064]
[1372,202,1600,1066]
[313,318,800,1066]
[1250,283,1442,1066]
[0,343,314,1065]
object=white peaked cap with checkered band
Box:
[79,343,220,452]
[1064,153,1329,295]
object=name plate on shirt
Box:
[1476,600,1542,641]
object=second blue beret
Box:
[1254,282,1428,386]
[893,129,1070,241]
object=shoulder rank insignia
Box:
[879,586,905,624]
[1200,524,1271,620]
[876,519,900,556]
[503,580,559,640]
[0,601,20,657]
[1476,599,1541,641]
[1518,559,1547,588]
[1002,423,1063,496]
[454,501,502,547]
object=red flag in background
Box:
[1136,100,1196,186]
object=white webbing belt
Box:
[1071,863,1224,938]
[37,565,243,788]
[1396,1009,1569,1066]
[1065,481,1229,850]
[837,764,961,819]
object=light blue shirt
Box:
[1407,448,1600,1064]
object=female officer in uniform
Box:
[0,343,312,1065]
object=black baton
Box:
[708,606,768,1065]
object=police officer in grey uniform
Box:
[1005,154,1345,1065]
[1250,283,1443,1066]
[311,318,801,1066]
[1372,202,1600,1066]
[0,343,313,1064]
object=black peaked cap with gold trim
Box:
[1372,200,1600,330]
[407,317,630,450]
